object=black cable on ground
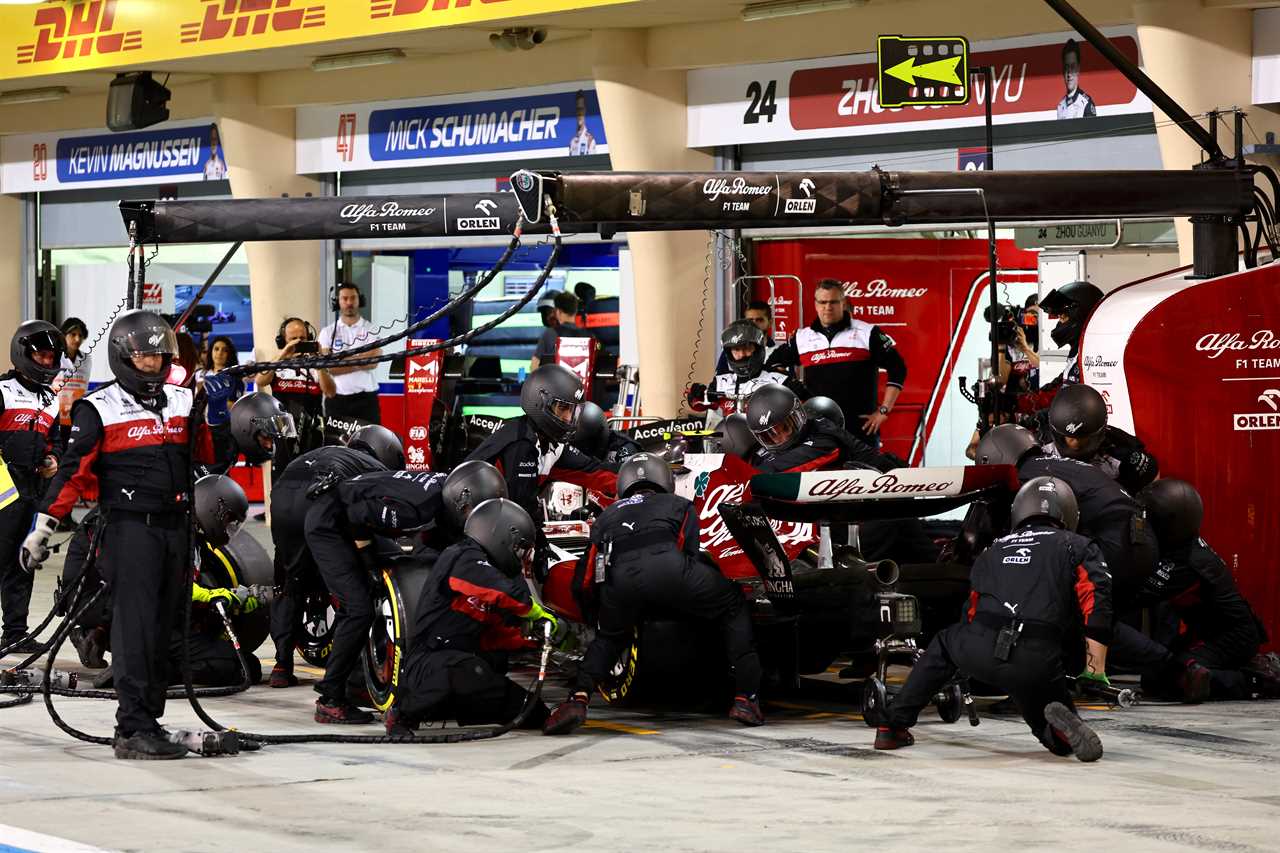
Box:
[41,582,113,746]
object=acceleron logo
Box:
[16,1,142,66]
[370,0,513,19]
[181,0,326,45]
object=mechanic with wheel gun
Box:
[1041,384,1158,495]
[385,498,560,735]
[875,476,1112,762]
[265,424,402,690]
[21,311,217,761]
[1,321,66,657]
[543,452,764,735]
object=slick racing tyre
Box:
[362,561,434,713]
[202,529,273,655]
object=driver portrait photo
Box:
[203,124,227,180]
[568,91,596,157]
[1056,38,1097,120]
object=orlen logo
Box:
[336,113,357,163]
[370,0,511,20]
[181,0,325,45]
[17,1,142,66]
[32,144,48,183]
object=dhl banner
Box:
[0,0,635,82]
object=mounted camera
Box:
[983,303,1022,345]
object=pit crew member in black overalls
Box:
[385,498,558,735]
[264,429,399,689]
[1042,384,1158,495]
[571,401,641,465]
[543,452,764,735]
[1,321,65,655]
[1109,479,1280,701]
[23,311,214,761]
[875,476,1112,762]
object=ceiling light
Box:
[741,0,864,22]
[0,86,69,105]
[311,48,405,72]
[489,28,547,52]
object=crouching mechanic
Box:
[572,401,641,465]
[266,424,402,688]
[1111,479,1279,700]
[544,452,764,734]
[386,498,559,734]
[876,477,1112,762]
[22,310,214,760]
[745,384,890,474]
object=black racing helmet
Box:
[230,392,297,464]
[1049,384,1108,460]
[574,401,607,453]
[1140,478,1203,551]
[464,498,537,577]
[1040,281,1103,352]
[10,320,65,386]
[348,424,405,471]
[616,452,675,498]
[442,460,508,529]
[746,383,807,451]
[975,424,1040,467]
[194,474,249,548]
[520,363,584,443]
[719,412,760,461]
[802,395,845,430]
[1011,475,1080,532]
[106,310,177,400]
[721,320,767,380]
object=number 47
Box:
[744,80,778,124]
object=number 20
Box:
[744,80,778,124]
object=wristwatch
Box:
[878,405,891,415]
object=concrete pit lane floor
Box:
[3,514,1280,853]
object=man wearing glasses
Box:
[766,278,907,447]
[1056,39,1097,120]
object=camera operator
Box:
[988,304,1039,393]
[255,317,334,471]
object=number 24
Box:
[744,80,778,124]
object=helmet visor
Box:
[253,413,298,440]
[751,406,807,449]
[116,324,178,357]
[22,330,65,356]
[547,397,582,429]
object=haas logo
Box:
[475,199,498,215]
[1258,389,1280,412]
[181,0,325,44]
[17,1,142,65]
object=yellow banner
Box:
[0,0,633,82]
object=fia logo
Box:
[32,144,48,183]
[181,0,325,44]
[336,113,357,163]
[17,1,142,65]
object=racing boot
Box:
[2,636,47,657]
[1044,702,1103,762]
[269,665,299,689]
[542,692,589,735]
[113,728,188,761]
[729,694,765,727]
[315,697,375,725]
[874,727,915,750]
[70,625,108,669]
[1175,658,1212,703]
[384,705,419,738]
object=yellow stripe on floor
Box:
[583,720,660,735]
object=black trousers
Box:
[577,550,762,696]
[0,497,37,643]
[165,627,262,687]
[887,623,1078,755]
[1110,622,1259,699]
[400,648,548,728]
[268,479,317,671]
[98,512,188,736]
[304,492,372,701]
[324,391,381,427]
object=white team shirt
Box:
[318,317,379,395]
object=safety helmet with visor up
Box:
[1010,475,1080,532]
[193,474,249,548]
[720,320,767,380]
[520,363,584,443]
[1040,281,1103,352]
[10,320,66,386]
[229,392,297,464]
[745,383,808,451]
[464,498,537,578]
[107,310,177,400]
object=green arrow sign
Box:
[877,35,970,108]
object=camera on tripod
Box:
[984,303,1022,345]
